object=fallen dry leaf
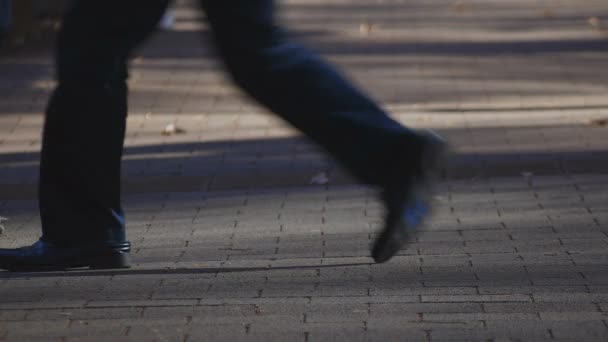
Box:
[254,305,263,315]
[359,21,375,36]
[451,1,471,13]
[589,118,608,127]
[161,123,186,136]
[587,16,602,30]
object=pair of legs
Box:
[41,0,419,244]
[0,0,445,270]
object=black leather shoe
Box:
[372,130,448,263]
[0,239,131,272]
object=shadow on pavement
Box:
[0,262,372,279]
[1,123,607,200]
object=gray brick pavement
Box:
[1,0,608,341]
[0,178,607,340]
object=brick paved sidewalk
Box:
[1,0,608,341]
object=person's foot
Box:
[372,130,448,263]
[0,239,131,272]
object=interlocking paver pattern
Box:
[1,0,608,341]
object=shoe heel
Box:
[89,253,131,270]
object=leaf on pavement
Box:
[589,118,608,127]
[359,21,375,36]
[451,1,471,12]
[587,16,602,30]
[161,123,187,136]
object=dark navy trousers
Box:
[40,0,419,245]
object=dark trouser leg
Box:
[200,0,422,186]
[39,1,169,245]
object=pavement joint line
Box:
[2,296,565,311]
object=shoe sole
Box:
[1,252,131,272]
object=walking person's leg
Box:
[0,1,170,271]
[200,0,447,262]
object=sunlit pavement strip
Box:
[1,0,608,340]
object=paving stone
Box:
[421,294,532,303]
[3,320,71,340]
[311,295,418,305]
[540,311,607,321]
[0,300,88,310]
[484,302,599,313]
[548,320,608,340]
[371,302,483,315]
[189,304,259,324]
[315,282,369,297]
[305,302,368,323]
[115,319,189,342]
[533,293,608,303]
[366,329,428,342]
[0,309,28,321]
[587,286,608,293]
[27,307,143,321]
[480,320,553,341]
[86,299,198,308]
